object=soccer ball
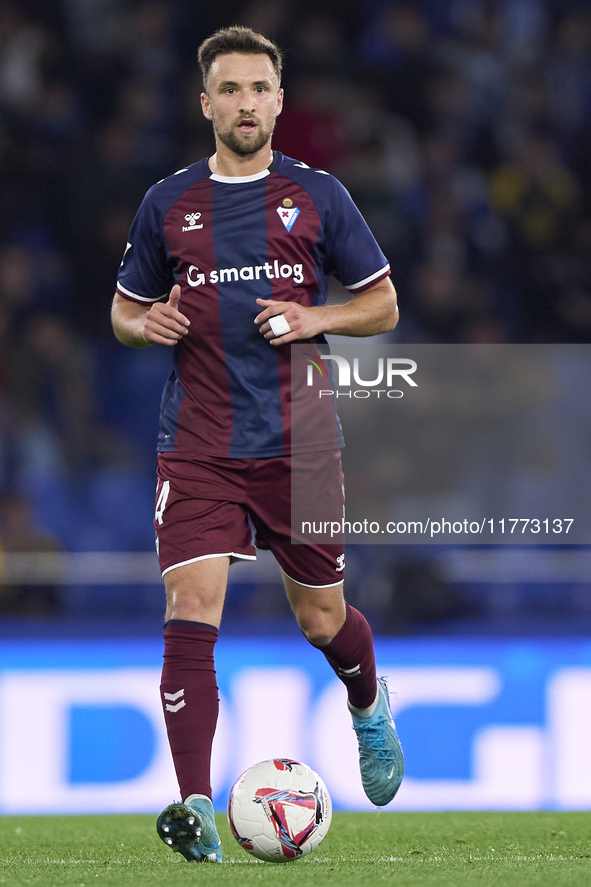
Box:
[227,758,332,863]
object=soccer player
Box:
[111,26,404,863]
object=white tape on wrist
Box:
[269,314,291,337]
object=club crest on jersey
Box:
[182,212,203,232]
[277,199,300,232]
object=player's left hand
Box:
[254,299,327,345]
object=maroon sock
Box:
[317,604,377,709]
[160,619,219,801]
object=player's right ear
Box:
[201,92,213,121]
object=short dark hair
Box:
[198,26,283,92]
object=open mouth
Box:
[238,119,257,133]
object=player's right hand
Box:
[142,284,190,346]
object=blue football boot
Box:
[349,676,405,806]
[157,795,222,863]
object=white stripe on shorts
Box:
[162,551,257,577]
[281,569,344,589]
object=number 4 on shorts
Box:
[155,480,170,526]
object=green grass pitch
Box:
[1,812,590,887]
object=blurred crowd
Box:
[0,0,590,622]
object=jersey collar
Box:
[209,168,270,184]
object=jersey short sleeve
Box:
[116,188,174,303]
[322,176,390,292]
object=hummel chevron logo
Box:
[182,212,203,232]
[164,688,186,713]
[339,664,361,677]
[165,700,185,712]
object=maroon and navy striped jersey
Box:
[116,151,391,458]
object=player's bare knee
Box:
[164,583,222,624]
[295,611,341,647]
[302,626,334,648]
[163,558,228,624]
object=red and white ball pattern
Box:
[227,758,332,863]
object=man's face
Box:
[201,53,283,157]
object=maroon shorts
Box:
[154,450,345,587]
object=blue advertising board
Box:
[0,637,590,813]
